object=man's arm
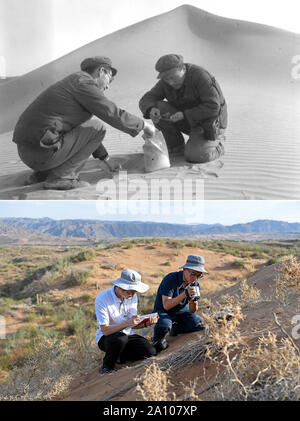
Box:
[72,75,144,136]
[183,69,222,127]
[139,81,166,119]
[101,315,141,336]
[162,291,186,311]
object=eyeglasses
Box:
[187,270,204,279]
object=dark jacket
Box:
[13,71,144,147]
[139,64,227,130]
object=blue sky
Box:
[0,200,299,225]
[1,0,299,76]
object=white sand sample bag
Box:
[143,131,170,172]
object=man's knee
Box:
[82,120,106,143]
[107,333,128,348]
[185,130,225,163]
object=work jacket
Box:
[13,71,144,147]
[139,64,227,129]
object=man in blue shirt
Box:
[153,255,207,352]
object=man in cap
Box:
[152,255,207,352]
[13,56,155,190]
[139,54,227,163]
[95,269,158,374]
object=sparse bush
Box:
[152,270,166,279]
[70,249,95,263]
[239,279,262,305]
[135,363,175,401]
[276,256,300,303]
[64,270,92,287]
[232,260,246,268]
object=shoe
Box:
[43,178,90,190]
[24,171,49,185]
[153,338,169,353]
[99,365,117,374]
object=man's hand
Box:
[143,120,156,138]
[149,107,161,124]
[127,314,141,327]
[148,314,159,326]
[186,285,197,299]
[170,112,184,123]
[102,157,122,172]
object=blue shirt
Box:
[153,271,200,314]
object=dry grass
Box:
[212,331,300,400]
[0,327,101,400]
[276,256,300,305]
[239,279,262,305]
[135,362,176,401]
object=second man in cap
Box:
[139,54,227,163]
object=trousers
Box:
[155,100,225,163]
[98,332,156,369]
[153,309,203,343]
[17,119,107,179]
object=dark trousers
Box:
[153,309,203,343]
[98,332,156,369]
[155,100,225,163]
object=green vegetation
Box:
[152,270,166,279]
[64,270,92,287]
[70,249,95,263]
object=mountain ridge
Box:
[1,218,300,242]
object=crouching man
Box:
[153,255,207,352]
[13,56,155,190]
[95,269,158,374]
[139,54,227,163]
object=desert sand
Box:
[61,262,300,401]
[0,5,300,199]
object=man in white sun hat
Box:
[152,255,207,352]
[95,269,158,374]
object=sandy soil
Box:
[60,261,300,401]
[1,6,299,200]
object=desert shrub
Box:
[135,363,175,401]
[231,260,246,268]
[100,262,123,270]
[276,256,300,303]
[239,280,262,305]
[70,249,95,263]
[212,332,300,401]
[64,270,92,287]
[163,261,171,266]
[266,257,278,265]
[138,293,157,314]
[152,270,166,279]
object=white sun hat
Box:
[112,269,149,293]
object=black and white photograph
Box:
[0,0,299,200]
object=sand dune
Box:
[0,5,299,199]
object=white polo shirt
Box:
[95,286,138,343]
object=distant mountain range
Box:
[0,218,300,244]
